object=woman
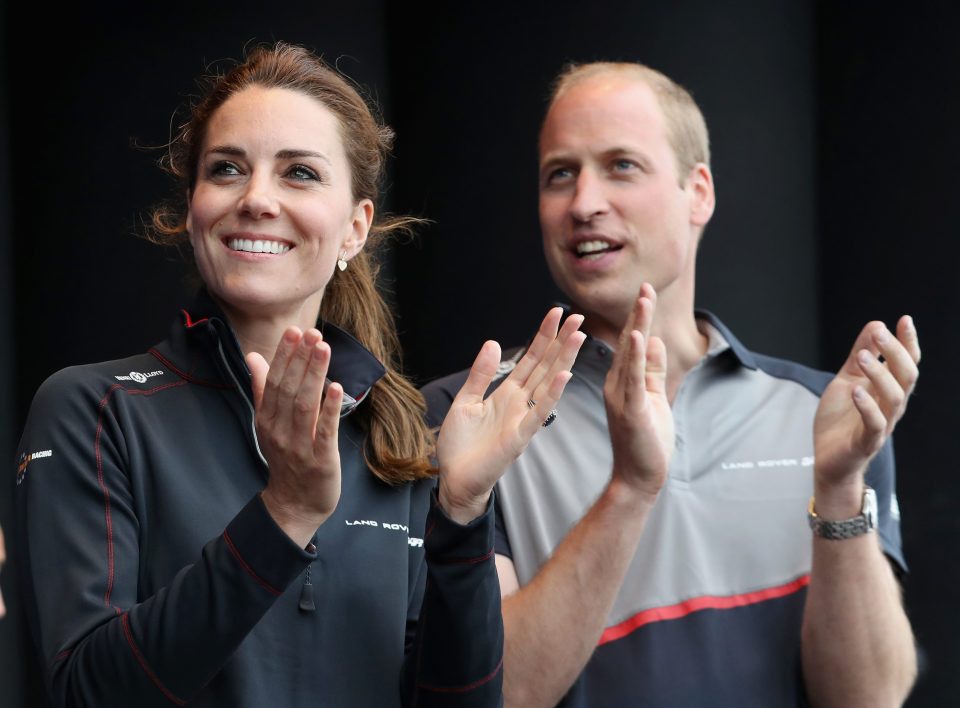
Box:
[15,43,584,707]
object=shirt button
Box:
[597,346,608,357]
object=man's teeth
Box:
[575,240,614,259]
[227,239,290,254]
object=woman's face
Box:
[186,86,372,323]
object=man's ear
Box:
[342,198,374,260]
[687,163,716,227]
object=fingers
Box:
[897,315,921,364]
[520,370,574,439]
[851,318,920,428]
[313,381,343,457]
[510,308,564,383]
[645,335,668,397]
[246,352,270,409]
[260,327,302,422]
[455,340,502,405]
[610,285,656,393]
[852,385,886,456]
[520,325,585,435]
[517,314,585,396]
[620,331,646,417]
[290,337,332,443]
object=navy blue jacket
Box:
[15,291,503,707]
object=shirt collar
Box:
[549,302,758,374]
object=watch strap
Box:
[807,486,877,540]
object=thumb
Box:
[245,351,269,409]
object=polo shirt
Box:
[423,311,904,708]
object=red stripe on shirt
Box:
[598,574,811,646]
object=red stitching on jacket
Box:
[121,613,185,705]
[53,649,72,663]
[95,385,123,607]
[222,530,282,596]
[96,381,189,607]
[417,656,503,693]
[148,348,234,389]
[181,309,209,328]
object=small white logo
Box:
[114,370,164,383]
[721,455,814,471]
[345,518,423,548]
[17,449,53,485]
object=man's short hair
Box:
[546,62,711,184]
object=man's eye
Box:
[287,164,320,181]
[613,159,638,172]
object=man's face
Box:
[538,74,710,329]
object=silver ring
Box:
[542,409,558,427]
[527,399,537,409]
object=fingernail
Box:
[857,350,873,366]
[906,315,916,332]
[853,385,867,400]
[874,328,890,345]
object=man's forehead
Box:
[540,75,667,157]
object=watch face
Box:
[863,487,878,529]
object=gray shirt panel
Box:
[497,320,821,627]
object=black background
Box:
[1,1,956,705]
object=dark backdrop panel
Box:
[387,0,819,384]
[817,2,960,705]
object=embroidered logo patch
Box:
[17,449,52,485]
[114,370,164,383]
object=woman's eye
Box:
[545,167,574,185]
[210,161,241,177]
[287,164,320,181]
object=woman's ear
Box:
[342,198,374,260]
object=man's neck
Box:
[581,293,709,403]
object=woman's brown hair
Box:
[149,42,434,484]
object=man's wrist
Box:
[808,486,877,540]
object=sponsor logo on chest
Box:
[344,519,424,547]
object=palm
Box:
[435,309,585,520]
[438,376,543,503]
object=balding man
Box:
[424,62,918,707]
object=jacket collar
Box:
[172,289,386,409]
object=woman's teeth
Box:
[227,239,290,254]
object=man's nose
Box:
[569,170,609,222]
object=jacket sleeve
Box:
[15,369,313,707]
[401,489,504,708]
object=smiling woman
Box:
[14,42,584,707]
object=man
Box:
[423,62,919,707]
